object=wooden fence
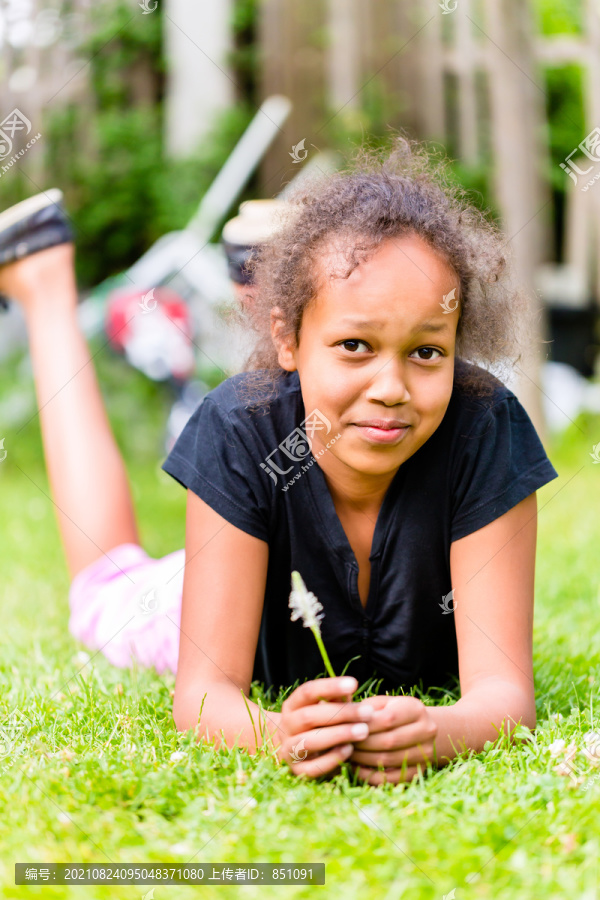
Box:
[258,0,600,435]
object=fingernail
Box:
[351,723,369,739]
[358,703,374,718]
[340,677,356,692]
[341,744,353,754]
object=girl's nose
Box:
[363,356,411,405]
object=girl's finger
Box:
[290,743,354,779]
[282,677,358,713]
[358,695,390,711]
[288,720,371,760]
[351,720,434,751]
[350,741,434,768]
[365,696,425,731]
[286,699,374,734]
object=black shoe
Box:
[0,189,74,311]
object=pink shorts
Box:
[68,543,185,676]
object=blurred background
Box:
[1,0,600,448]
[1,5,600,886]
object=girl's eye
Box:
[338,341,442,361]
[338,339,371,353]
[410,347,442,361]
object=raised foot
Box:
[0,243,76,310]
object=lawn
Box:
[1,335,599,899]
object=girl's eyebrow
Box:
[338,317,452,335]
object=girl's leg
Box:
[2,243,141,580]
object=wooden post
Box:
[327,0,361,118]
[414,3,446,143]
[164,0,234,157]
[259,0,327,196]
[483,0,553,441]
[454,0,479,163]
[583,0,600,139]
[583,0,600,306]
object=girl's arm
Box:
[172,490,282,755]
[349,491,539,784]
[174,491,378,776]
[431,490,539,763]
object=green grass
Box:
[1,338,600,899]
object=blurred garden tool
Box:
[87,94,293,381]
[119,94,292,293]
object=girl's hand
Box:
[277,676,375,779]
[348,695,437,786]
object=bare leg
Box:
[1,243,141,579]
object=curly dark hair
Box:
[223,133,537,412]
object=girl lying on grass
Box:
[0,136,558,786]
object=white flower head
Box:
[583,730,600,748]
[289,571,324,630]
[548,739,566,757]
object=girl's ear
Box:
[270,305,297,372]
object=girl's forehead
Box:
[315,232,455,281]
[300,238,460,336]
[313,235,458,301]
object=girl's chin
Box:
[339,449,409,478]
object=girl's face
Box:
[271,233,461,494]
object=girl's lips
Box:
[353,424,410,444]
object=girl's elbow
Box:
[173,710,189,734]
[506,702,536,736]
[172,705,193,734]
[172,689,202,735]
[517,690,537,732]
[505,683,536,732]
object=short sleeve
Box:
[450,395,559,542]
[160,397,271,542]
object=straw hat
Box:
[221,199,288,246]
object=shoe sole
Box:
[0,188,64,234]
[0,188,68,311]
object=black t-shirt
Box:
[161,358,559,696]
